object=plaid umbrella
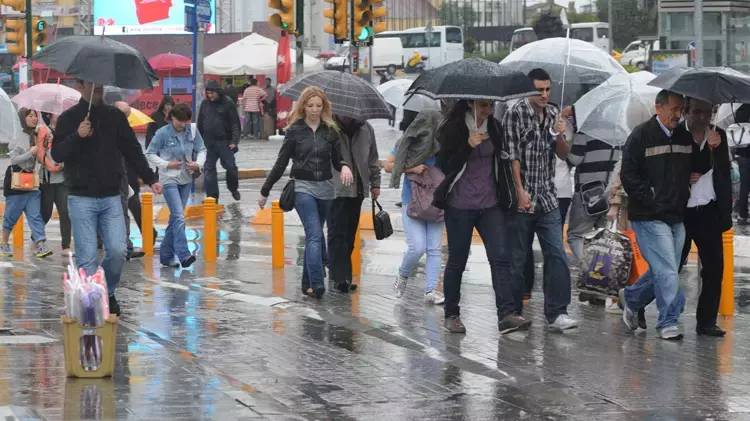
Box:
[280,70,392,120]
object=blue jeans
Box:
[510,207,571,323]
[443,206,513,319]
[68,195,127,294]
[3,191,46,243]
[294,192,331,291]
[161,183,192,265]
[399,205,443,293]
[624,220,686,329]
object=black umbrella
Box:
[33,36,158,89]
[406,58,537,101]
[648,66,750,104]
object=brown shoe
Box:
[444,315,466,333]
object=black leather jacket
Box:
[261,119,348,197]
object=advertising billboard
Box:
[94,0,216,35]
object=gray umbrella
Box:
[280,70,392,120]
[406,57,537,101]
[33,35,158,89]
[648,66,750,104]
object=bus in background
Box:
[510,22,610,52]
[374,25,464,70]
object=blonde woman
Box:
[258,87,353,298]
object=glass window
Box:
[428,32,441,47]
[405,33,425,48]
[703,12,722,36]
[571,28,593,42]
[669,13,694,37]
[446,27,462,43]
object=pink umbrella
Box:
[148,53,192,72]
[11,83,81,115]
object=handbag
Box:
[578,223,633,296]
[186,123,202,179]
[10,166,39,191]
[407,166,444,222]
[577,148,616,217]
[279,179,295,212]
[727,123,750,147]
[372,199,393,240]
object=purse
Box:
[10,166,39,191]
[372,199,393,240]
[279,179,295,212]
[407,166,444,222]
[577,148,616,217]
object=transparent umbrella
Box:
[573,71,660,146]
[0,87,23,147]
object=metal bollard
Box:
[719,229,735,316]
[203,197,218,262]
[271,200,284,268]
[11,214,24,249]
[141,192,154,256]
[351,223,362,276]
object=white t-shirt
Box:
[554,157,573,199]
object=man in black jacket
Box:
[52,80,163,315]
[199,80,241,202]
[619,90,692,340]
[678,97,732,337]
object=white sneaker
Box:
[605,297,623,314]
[548,314,579,332]
[424,290,445,305]
[394,275,408,298]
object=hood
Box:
[205,80,224,99]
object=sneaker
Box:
[161,260,180,268]
[127,250,146,259]
[35,242,53,258]
[658,325,683,341]
[548,314,579,332]
[0,244,12,257]
[181,255,196,268]
[619,288,638,331]
[231,190,241,201]
[424,290,445,305]
[498,314,532,334]
[394,275,408,298]
[637,309,647,330]
[444,315,466,333]
[605,297,623,314]
[108,295,121,317]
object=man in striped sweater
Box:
[562,106,621,267]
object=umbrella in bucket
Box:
[281,70,392,120]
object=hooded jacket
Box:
[333,119,380,198]
[197,80,241,145]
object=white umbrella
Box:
[403,94,440,112]
[573,71,660,146]
[377,79,412,107]
[715,103,743,129]
[0,87,23,147]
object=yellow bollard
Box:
[719,229,735,316]
[351,223,361,276]
[203,197,217,263]
[141,192,154,256]
[271,200,284,268]
[11,214,24,249]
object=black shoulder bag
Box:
[372,199,393,240]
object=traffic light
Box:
[0,0,25,12]
[372,0,387,34]
[32,17,46,52]
[323,0,348,43]
[351,0,373,45]
[268,0,295,32]
[4,18,25,56]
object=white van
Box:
[620,39,661,69]
[324,37,404,72]
[375,25,464,69]
[569,22,610,51]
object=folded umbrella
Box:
[33,35,158,89]
[406,57,537,101]
[11,83,81,115]
[648,66,750,104]
[573,71,661,146]
[281,70,392,120]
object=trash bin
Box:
[62,316,118,378]
[134,0,173,25]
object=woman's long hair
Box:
[156,95,175,116]
[443,100,471,124]
[18,108,36,135]
[286,86,337,130]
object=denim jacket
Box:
[146,123,207,186]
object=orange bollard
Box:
[203,197,217,262]
[351,223,361,276]
[719,229,735,316]
[11,214,24,249]
[271,200,284,268]
[141,192,154,256]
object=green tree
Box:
[596,0,657,49]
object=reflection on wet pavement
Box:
[1,200,750,420]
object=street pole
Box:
[295,0,304,76]
[25,0,32,86]
[608,0,613,53]
[694,0,703,67]
[196,27,205,111]
[191,4,198,114]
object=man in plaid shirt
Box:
[502,68,578,332]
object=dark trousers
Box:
[205,142,239,200]
[679,202,724,329]
[523,197,571,295]
[510,206,571,323]
[127,183,157,248]
[40,182,71,249]
[737,156,750,219]
[327,196,364,285]
[443,206,514,319]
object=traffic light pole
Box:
[295,0,304,76]
[25,0,32,86]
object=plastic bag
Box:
[578,227,633,296]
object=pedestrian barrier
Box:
[203,197,218,262]
[62,315,118,378]
[12,214,24,249]
[272,200,284,268]
[720,229,735,316]
[141,193,154,256]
